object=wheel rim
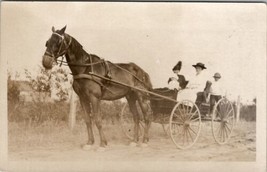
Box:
[169,100,202,149]
[120,102,144,140]
[212,98,235,144]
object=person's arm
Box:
[178,75,188,89]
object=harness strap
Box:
[103,60,112,78]
[73,73,116,96]
[110,63,145,85]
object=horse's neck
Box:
[65,35,101,75]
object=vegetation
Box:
[240,103,256,121]
[8,68,256,124]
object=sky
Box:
[1,2,266,103]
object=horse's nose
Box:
[42,55,54,69]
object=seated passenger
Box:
[176,62,208,107]
[209,72,226,114]
[168,61,188,91]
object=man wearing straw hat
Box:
[177,62,208,106]
[209,72,225,114]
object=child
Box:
[209,72,224,114]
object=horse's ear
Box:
[52,26,55,32]
[59,25,67,34]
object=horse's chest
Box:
[73,79,102,97]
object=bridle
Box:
[43,32,148,90]
[44,32,72,62]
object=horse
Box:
[42,26,153,150]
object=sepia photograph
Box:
[1,2,266,172]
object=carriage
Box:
[120,87,235,149]
[43,26,235,150]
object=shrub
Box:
[240,104,256,121]
[8,72,22,121]
[8,101,70,124]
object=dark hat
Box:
[192,62,207,69]
[172,61,182,71]
[213,72,221,78]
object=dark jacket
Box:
[177,74,188,89]
[168,74,188,89]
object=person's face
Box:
[214,77,220,81]
[173,70,180,74]
[195,67,202,74]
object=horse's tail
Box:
[129,62,153,91]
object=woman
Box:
[176,62,207,105]
[168,61,188,90]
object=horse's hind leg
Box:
[90,96,107,148]
[79,97,95,150]
[126,95,140,144]
[137,94,152,145]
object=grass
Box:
[8,119,172,153]
[9,119,256,151]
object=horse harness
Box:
[53,34,148,97]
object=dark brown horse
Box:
[42,26,153,150]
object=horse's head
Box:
[42,26,71,69]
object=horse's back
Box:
[113,62,153,90]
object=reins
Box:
[52,34,149,89]
[57,57,147,88]
[56,58,105,67]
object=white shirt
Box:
[168,73,181,90]
[210,80,224,96]
[187,72,207,92]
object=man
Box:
[209,72,225,114]
[168,61,188,90]
[177,62,207,106]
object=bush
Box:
[8,101,70,124]
[8,73,22,121]
[74,100,124,124]
[240,104,256,121]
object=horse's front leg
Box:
[137,95,152,146]
[79,97,95,150]
[90,96,107,148]
[126,96,140,146]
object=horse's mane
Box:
[67,34,152,90]
[68,35,86,59]
[67,34,101,62]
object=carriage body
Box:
[120,87,235,149]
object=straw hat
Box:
[213,72,221,78]
[192,62,207,69]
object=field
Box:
[9,120,256,162]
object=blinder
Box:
[43,33,72,69]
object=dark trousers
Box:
[195,92,205,107]
[210,95,222,114]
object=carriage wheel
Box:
[212,97,235,145]
[169,100,202,149]
[119,102,144,140]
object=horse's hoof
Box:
[82,144,93,151]
[141,143,148,148]
[97,147,106,152]
[129,142,137,147]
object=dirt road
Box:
[8,121,256,162]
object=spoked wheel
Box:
[119,102,144,140]
[169,100,202,149]
[212,97,235,145]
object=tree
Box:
[25,66,71,102]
